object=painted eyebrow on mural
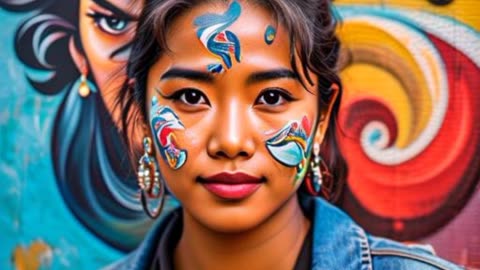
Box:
[160,68,299,84]
[92,0,137,20]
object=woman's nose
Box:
[207,100,255,160]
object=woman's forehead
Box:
[162,1,292,72]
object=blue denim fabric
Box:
[104,196,464,270]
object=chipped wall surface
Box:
[1,0,479,269]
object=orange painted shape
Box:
[12,240,52,270]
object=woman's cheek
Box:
[183,128,203,150]
[264,115,314,183]
[149,96,188,170]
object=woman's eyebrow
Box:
[92,0,136,20]
[160,68,215,83]
[246,69,298,85]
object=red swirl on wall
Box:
[339,34,480,239]
[341,98,398,149]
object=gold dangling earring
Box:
[138,137,165,219]
[78,74,90,97]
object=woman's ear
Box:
[314,83,340,144]
[68,37,88,75]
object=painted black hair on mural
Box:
[0,0,153,251]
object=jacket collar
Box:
[301,195,372,270]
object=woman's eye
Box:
[87,12,130,35]
[255,89,294,106]
[171,89,210,106]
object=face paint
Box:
[194,0,242,73]
[264,25,276,45]
[150,96,188,170]
[207,63,225,73]
[265,116,313,182]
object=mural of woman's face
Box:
[145,1,336,233]
[77,0,143,112]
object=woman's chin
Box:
[181,189,298,235]
[188,206,271,234]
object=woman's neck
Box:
[174,194,310,270]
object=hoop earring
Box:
[138,137,165,219]
[305,143,333,199]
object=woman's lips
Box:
[202,183,261,200]
[199,172,264,200]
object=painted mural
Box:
[0,0,478,269]
[335,0,480,266]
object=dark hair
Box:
[118,0,348,204]
[1,0,154,251]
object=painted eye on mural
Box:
[167,88,211,106]
[87,12,131,35]
[255,88,294,106]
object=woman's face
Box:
[78,0,143,112]
[146,1,325,232]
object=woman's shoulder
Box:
[305,196,464,270]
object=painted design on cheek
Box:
[265,116,313,180]
[264,25,276,45]
[194,0,242,73]
[150,96,187,170]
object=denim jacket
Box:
[105,196,463,270]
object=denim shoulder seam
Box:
[354,226,373,270]
[370,248,462,270]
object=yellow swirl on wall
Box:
[336,0,480,29]
[337,20,435,147]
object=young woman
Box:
[110,0,462,269]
